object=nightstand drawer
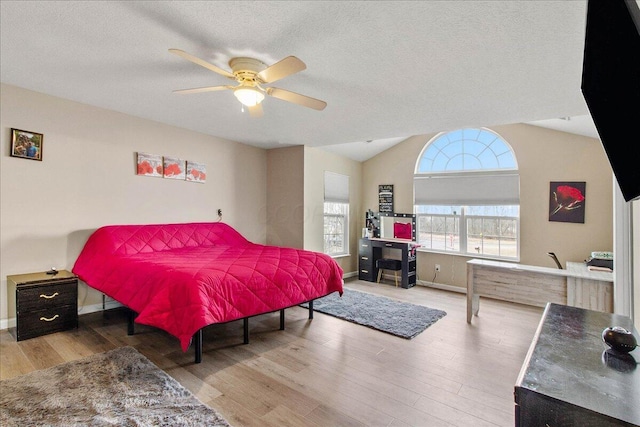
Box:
[17,304,78,341]
[17,280,77,312]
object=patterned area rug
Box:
[303,288,447,339]
[0,346,230,427]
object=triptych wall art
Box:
[136,152,206,183]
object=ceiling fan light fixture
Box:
[233,86,265,107]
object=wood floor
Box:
[0,279,543,427]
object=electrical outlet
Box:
[435,264,441,272]
[217,209,222,217]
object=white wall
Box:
[634,200,640,330]
[0,84,267,325]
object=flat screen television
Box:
[581,0,640,202]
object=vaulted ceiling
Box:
[1,1,599,161]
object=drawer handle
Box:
[40,292,59,299]
[385,243,393,247]
[361,270,369,273]
[361,256,369,260]
[40,314,60,322]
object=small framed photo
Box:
[11,128,43,161]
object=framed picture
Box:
[378,184,394,213]
[11,128,43,161]
[136,152,163,177]
[163,156,186,180]
[549,181,586,224]
[186,161,206,183]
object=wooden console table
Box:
[515,303,639,426]
[466,259,613,323]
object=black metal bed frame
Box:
[127,300,315,363]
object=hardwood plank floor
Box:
[0,279,543,426]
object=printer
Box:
[586,251,613,271]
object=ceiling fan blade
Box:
[169,49,235,79]
[266,87,327,111]
[248,103,263,118]
[257,56,306,83]
[173,85,233,94]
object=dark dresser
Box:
[8,270,78,341]
[358,238,417,288]
[515,303,639,426]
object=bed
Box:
[72,222,344,362]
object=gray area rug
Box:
[303,288,447,339]
[0,346,230,427]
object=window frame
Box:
[414,128,520,261]
[415,207,519,260]
[323,201,350,257]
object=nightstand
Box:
[7,270,78,341]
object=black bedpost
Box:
[279,309,285,330]
[127,309,136,335]
[243,318,249,344]
[194,329,203,364]
[308,300,314,319]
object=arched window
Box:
[414,128,520,259]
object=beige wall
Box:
[1,83,632,326]
[303,147,362,274]
[266,146,304,248]
[0,84,267,324]
[362,124,614,290]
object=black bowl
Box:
[602,326,638,353]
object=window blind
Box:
[324,171,350,203]
[414,172,519,205]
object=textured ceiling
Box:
[1,1,598,160]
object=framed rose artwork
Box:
[186,161,206,183]
[136,152,163,177]
[549,181,586,223]
[163,157,186,180]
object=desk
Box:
[515,303,639,426]
[358,238,417,288]
[466,259,613,323]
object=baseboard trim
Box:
[343,271,358,279]
[1,278,460,331]
[416,280,467,294]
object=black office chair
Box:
[547,252,563,269]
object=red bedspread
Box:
[72,222,344,351]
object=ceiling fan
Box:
[169,49,327,117]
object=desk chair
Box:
[547,252,563,269]
[376,258,402,287]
